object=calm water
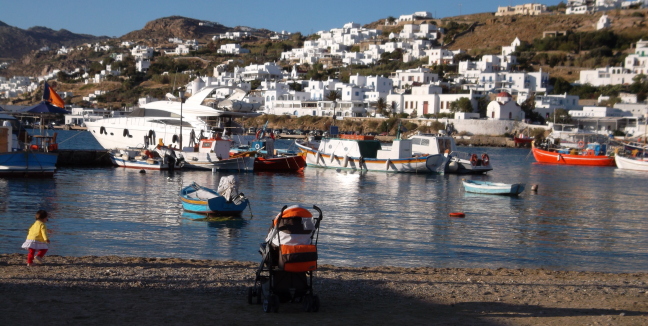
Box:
[1,130,647,272]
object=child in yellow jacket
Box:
[21,210,50,266]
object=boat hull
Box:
[531,146,616,166]
[110,153,181,170]
[614,154,648,171]
[254,156,306,172]
[0,151,58,177]
[178,152,255,172]
[179,185,248,215]
[296,143,447,173]
[462,180,525,195]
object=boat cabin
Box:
[318,138,382,158]
[196,138,232,159]
[409,134,457,155]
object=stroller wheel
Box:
[263,294,279,313]
[303,294,313,312]
[256,285,263,304]
[247,287,254,305]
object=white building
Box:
[578,66,636,86]
[217,44,250,55]
[495,3,547,16]
[534,93,582,120]
[486,92,525,120]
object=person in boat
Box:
[21,210,51,267]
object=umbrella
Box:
[20,101,69,114]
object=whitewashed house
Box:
[486,92,525,120]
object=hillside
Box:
[0,21,107,60]
[445,9,648,52]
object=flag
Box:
[43,82,66,108]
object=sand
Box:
[0,254,646,325]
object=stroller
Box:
[248,205,323,313]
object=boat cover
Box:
[217,175,239,201]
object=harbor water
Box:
[1,130,647,272]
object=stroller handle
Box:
[313,205,322,220]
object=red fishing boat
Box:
[531,142,616,166]
[254,155,306,172]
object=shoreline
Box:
[1,254,646,325]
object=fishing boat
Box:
[409,134,493,174]
[0,114,58,177]
[231,128,306,172]
[176,137,254,172]
[531,142,616,166]
[110,146,183,170]
[614,153,648,171]
[254,155,306,172]
[462,179,525,196]
[295,134,448,173]
[85,86,261,150]
[179,177,249,215]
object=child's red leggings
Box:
[27,248,48,264]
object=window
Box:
[509,112,512,119]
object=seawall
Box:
[56,150,113,166]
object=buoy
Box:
[531,184,538,192]
[449,212,465,218]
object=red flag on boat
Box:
[43,82,66,108]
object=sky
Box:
[0,0,562,38]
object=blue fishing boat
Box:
[1,113,58,177]
[179,178,249,215]
[462,179,525,196]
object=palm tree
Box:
[375,97,390,117]
[326,90,341,124]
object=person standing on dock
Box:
[21,210,51,266]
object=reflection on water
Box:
[0,147,647,272]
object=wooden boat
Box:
[462,179,525,196]
[230,137,306,173]
[614,154,648,171]
[177,138,254,172]
[254,155,306,172]
[531,142,616,167]
[110,147,183,170]
[1,115,58,177]
[179,179,248,215]
[296,134,449,173]
[409,134,492,174]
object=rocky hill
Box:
[122,16,274,43]
[0,20,107,60]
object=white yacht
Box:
[84,86,261,150]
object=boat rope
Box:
[247,199,254,220]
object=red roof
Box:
[497,91,512,97]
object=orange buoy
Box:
[449,212,465,218]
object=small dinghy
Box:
[179,176,249,216]
[462,179,525,196]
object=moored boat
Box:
[85,86,261,151]
[462,179,525,196]
[1,114,58,177]
[614,153,648,171]
[110,146,183,170]
[409,134,493,174]
[531,142,616,166]
[179,177,249,215]
[176,137,254,172]
[296,134,448,173]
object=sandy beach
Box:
[0,253,646,325]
